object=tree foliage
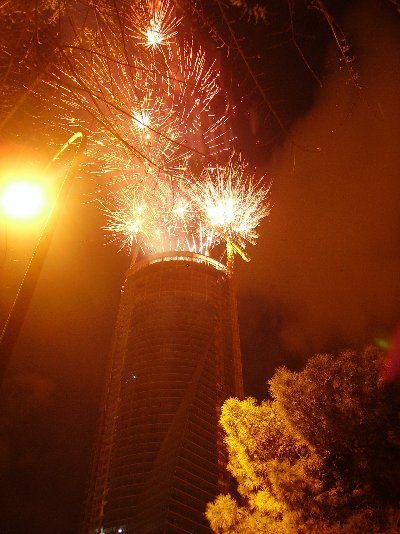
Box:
[207,346,400,533]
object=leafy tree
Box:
[206,346,400,533]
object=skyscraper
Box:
[83,250,243,534]
[59,4,269,532]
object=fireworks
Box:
[103,157,270,257]
[192,155,269,253]
[53,0,270,263]
[102,174,200,255]
[53,0,229,174]
[129,0,181,49]
[192,157,270,251]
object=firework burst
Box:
[103,155,270,257]
[102,171,202,255]
[51,0,230,179]
[191,156,271,251]
[49,0,269,263]
[129,0,181,49]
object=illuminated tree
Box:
[206,346,400,533]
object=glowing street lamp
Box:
[0,132,86,385]
[1,180,47,221]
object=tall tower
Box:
[56,3,269,532]
[83,250,243,534]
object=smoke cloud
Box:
[239,2,400,356]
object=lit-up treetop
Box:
[51,0,269,262]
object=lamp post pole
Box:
[0,132,87,385]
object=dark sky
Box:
[0,1,399,532]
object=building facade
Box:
[83,251,243,534]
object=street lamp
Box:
[0,132,87,385]
[1,181,47,221]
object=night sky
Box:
[0,1,399,532]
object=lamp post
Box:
[0,132,87,385]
